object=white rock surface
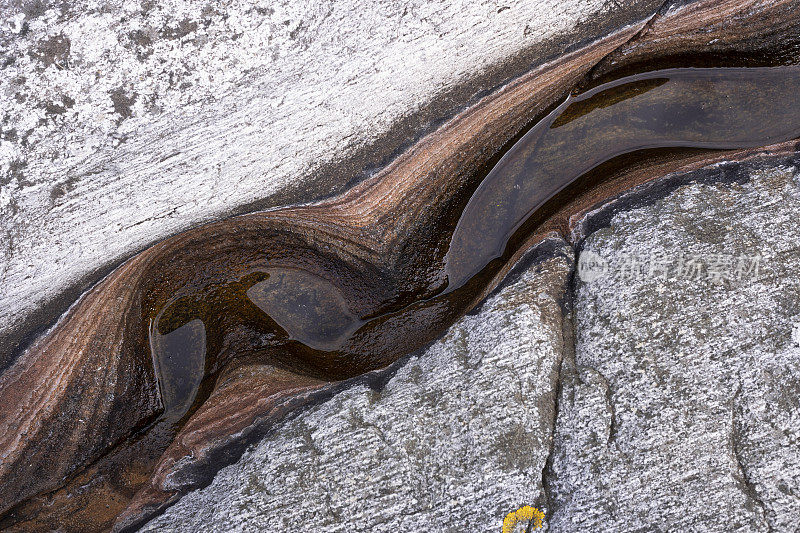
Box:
[548,159,800,531]
[0,0,658,349]
[141,247,573,532]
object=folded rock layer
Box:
[0,0,798,530]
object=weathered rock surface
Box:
[0,16,650,526]
[548,156,800,531]
[141,246,573,532]
[0,0,663,357]
[2,0,799,529]
[140,155,800,532]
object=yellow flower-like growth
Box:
[502,505,545,533]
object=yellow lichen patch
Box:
[502,505,545,532]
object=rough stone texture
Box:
[136,155,800,533]
[4,0,799,529]
[548,158,800,531]
[0,0,662,354]
[141,247,573,532]
[0,20,650,523]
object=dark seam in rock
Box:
[540,249,578,526]
[532,17,679,473]
[579,0,675,91]
[730,384,773,531]
[590,367,619,446]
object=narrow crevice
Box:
[539,247,578,528]
[493,15,682,510]
[730,385,773,532]
[538,148,800,532]
[594,369,619,446]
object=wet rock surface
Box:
[548,157,800,531]
[2,0,799,529]
[142,247,573,532]
[0,0,662,357]
[142,155,800,532]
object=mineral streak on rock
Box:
[0,250,164,519]
[0,0,799,530]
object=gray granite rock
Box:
[548,158,800,531]
[142,245,573,532]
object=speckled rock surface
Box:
[136,155,800,532]
[547,158,800,531]
[0,0,662,356]
[141,246,573,532]
[5,0,799,529]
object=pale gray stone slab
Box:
[549,159,800,532]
